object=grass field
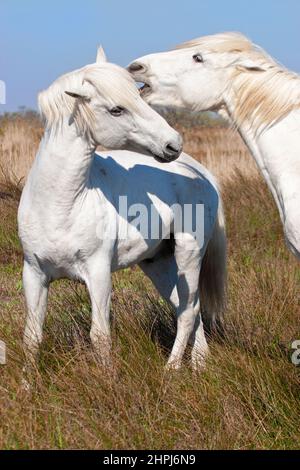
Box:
[0,114,299,449]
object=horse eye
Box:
[110,106,125,116]
[193,53,204,63]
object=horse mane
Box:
[38,63,139,136]
[176,32,300,132]
[231,54,300,133]
[175,32,254,54]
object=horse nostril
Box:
[165,143,181,159]
[166,144,177,153]
[128,62,145,73]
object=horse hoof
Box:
[21,376,32,392]
[165,360,181,371]
[191,352,208,372]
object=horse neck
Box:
[29,119,96,206]
[224,99,300,223]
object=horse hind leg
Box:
[139,251,179,311]
[167,235,208,370]
[140,236,209,370]
[139,252,180,360]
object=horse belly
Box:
[112,234,163,271]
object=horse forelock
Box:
[174,32,253,53]
[38,63,139,135]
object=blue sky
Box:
[1,0,300,112]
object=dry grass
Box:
[0,114,42,187]
[0,115,299,449]
[0,113,255,187]
[177,125,258,182]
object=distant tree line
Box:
[0,106,228,129]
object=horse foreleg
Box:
[86,261,112,367]
[23,261,49,363]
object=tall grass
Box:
[0,113,42,191]
[0,115,299,449]
[0,112,255,187]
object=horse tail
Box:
[199,196,227,333]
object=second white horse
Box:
[129,32,300,260]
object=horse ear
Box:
[96,45,107,63]
[65,81,93,101]
[236,58,266,72]
[65,90,84,99]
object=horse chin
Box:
[153,154,176,164]
[154,155,168,163]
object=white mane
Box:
[38,63,139,135]
[176,32,300,132]
[175,31,254,53]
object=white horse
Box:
[18,52,226,370]
[129,32,300,260]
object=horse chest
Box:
[19,204,105,279]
